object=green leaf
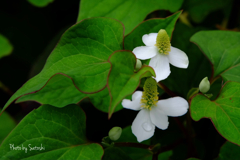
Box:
[190,81,240,145]
[2,17,124,112]
[0,104,103,159]
[0,110,16,144]
[186,158,200,160]
[27,0,54,7]
[183,0,233,23]
[108,51,155,117]
[16,50,153,115]
[124,11,181,51]
[190,31,240,83]
[217,142,240,160]
[78,0,183,35]
[0,34,13,59]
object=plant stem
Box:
[157,82,176,97]
[0,81,13,95]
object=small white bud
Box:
[108,127,122,141]
[199,77,210,93]
[135,59,142,70]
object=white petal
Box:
[132,109,155,142]
[122,91,143,111]
[150,106,169,130]
[132,46,158,60]
[168,46,189,68]
[157,97,189,117]
[149,54,171,82]
[132,91,143,101]
[142,33,158,47]
[122,98,141,111]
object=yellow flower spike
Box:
[155,29,171,55]
[141,77,159,110]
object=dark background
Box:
[0,0,240,159]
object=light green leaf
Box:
[108,51,155,117]
[0,110,16,144]
[0,34,13,59]
[191,82,240,145]
[27,0,54,7]
[78,0,183,35]
[0,104,103,159]
[217,141,240,160]
[190,31,240,83]
[124,11,181,51]
[2,17,124,113]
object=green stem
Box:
[114,142,151,150]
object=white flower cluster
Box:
[122,29,189,142]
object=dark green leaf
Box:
[162,23,212,98]
[217,142,240,160]
[0,104,103,159]
[0,34,13,59]
[78,0,183,35]
[183,0,233,23]
[102,147,132,160]
[116,126,172,160]
[124,11,181,51]
[191,82,240,145]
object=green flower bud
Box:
[135,59,142,70]
[199,77,210,93]
[108,127,122,141]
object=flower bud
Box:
[108,127,122,141]
[135,59,142,70]
[199,77,210,93]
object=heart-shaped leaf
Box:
[190,31,240,83]
[0,104,103,159]
[2,17,124,113]
[78,0,183,35]
[190,81,240,145]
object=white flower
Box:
[132,29,189,82]
[121,77,189,142]
[122,91,189,142]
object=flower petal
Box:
[132,91,143,101]
[150,106,169,130]
[157,97,189,117]
[168,46,189,68]
[132,109,155,142]
[149,54,171,82]
[142,33,158,47]
[132,46,158,60]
